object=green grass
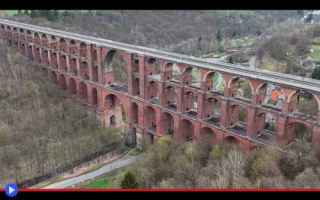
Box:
[85,178,111,188]
[80,166,129,188]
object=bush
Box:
[120,171,139,189]
[312,67,320,80]
[278,152,305,180]
[244,147,280,182]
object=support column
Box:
[138,55,146,99]
[176,86,183,113]
[276,115,288,146]
[220,98,230,128]
[197,91,205,119]
[86,44,93,81]
[246,106,257,138]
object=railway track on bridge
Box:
[1,18,320,94]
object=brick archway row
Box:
[2,22,320,152]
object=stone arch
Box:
[229,104,247,135]
[104,49,117,69]
[103,94,127,125]
[146,80,159,101]
[70,40,77,54]
[144,106,157,132]
[80,61,89,80]
[164,84,178,111]
[70,58,78,75]
[204,97,221,124]
[34,32,40,44]
[287,90,320,117]
[146,57,161,75]
[228,76,254,101]
[92,87,98,106]
[162,112,174,136]
[172,63,182,81]
[180,119,194,142]
[80,42,87,57]
[256,111,277,137]
[103,50,128,87]
[183,90,198,116]
[256,83,285,108]
[203,71,225,93]
[58,74,67,90]
[182,66,201,87]
[69,78,77,94]
[59,38,67,52]
[224,135,241,147]
[164,62,173,81]
[79,82,88,101]
[199,127,216,144]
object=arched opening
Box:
[70,58,78,75]
[92,88,98,106]
[255,112,277,143]
[163,85,178,111]
[146,80,159,103]
[110,115,116,127]
[51,36,57,50]
[34,32,40,45]
[162,112,174,136]
[80,42,87,58]
[103,50,128,91]
[80,61,89,80]
[204,97,221,125]
[257,83,285,109]
[164,63,173,81]
[229,77,253,101]
[146,57,161,76]
[70,40,78,55]
[59,38,67,52]
[92,65,98,82]
[69,78,77,94]
[204,71,225,94]
[104,94,126,128]
[27,45,33,60]
[224,136,241,149]
[20,43,26,55]
[59,74,67,90]
[144,106,157,133]
[229,104,247,135]
[79,82,88,101]
[42,50,49,65]
[183,91,198,117]
[180,119,194,142]
[288,90,319,119]
[199,127,216,144]
[51,52,58,68]
[131,102,139,124]
[60,54,67,72]
[172,63,182,81]
[182,67,201,87]
[41,34,48,47]
[35,47,41,63]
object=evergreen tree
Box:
[120,171,139,189]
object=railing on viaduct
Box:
[1,18,320,151]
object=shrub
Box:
[120,171,139,189]
[278,152,305,180]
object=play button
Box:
[4,183,18,198]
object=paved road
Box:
[43,155,140,189]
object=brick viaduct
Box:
[1,18,320,152]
